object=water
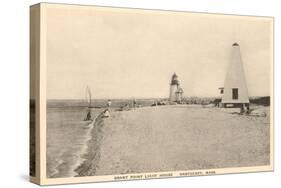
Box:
[47,105,102,178]
[46,99,161,178]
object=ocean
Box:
[47,102,103,178]
[46,99,156,178]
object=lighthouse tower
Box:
[221,43,249,108]
[169,73,183,102]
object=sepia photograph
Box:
[2,0,281,187]
[30,3,273,185]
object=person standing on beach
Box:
[102,99,112,118]
[84,109,92,121]
[107,99,112,109]
[133,98,137,109]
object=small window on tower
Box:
[232,88,238,100]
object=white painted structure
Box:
[221,43,249,106]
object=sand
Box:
[76,105,270,176]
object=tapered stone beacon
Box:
[169,73,184,103]
[221,43,250,112]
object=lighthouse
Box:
[169,73,183,103]
[221,43,249,109]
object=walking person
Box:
[107,99,112,109]
[133,98,137,109]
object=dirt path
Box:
[93,105,270,175]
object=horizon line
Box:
[46,95,270,101]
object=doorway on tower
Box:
[232,88,238,100]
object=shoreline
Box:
[68,120,95,177]
[74,111,105,176]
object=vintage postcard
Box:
[30,3,274,185]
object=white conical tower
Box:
[221,43,249,105]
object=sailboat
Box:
[85,86,92,108]
[84,86,93,121]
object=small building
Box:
[213,87,224,107]
[169,73,184,103]
[221,43,249,109]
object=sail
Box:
[85,86,92,107]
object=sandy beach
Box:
[76,105,270,176]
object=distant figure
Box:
[240,104,245,114]
[103,109,110,118]
[122,103,130,111]
[133,99,137,109]
[154,100,158,106]
[84,110,92,121]
[246,104,250,114]
[107,99,112,108]
[240,104,249,114]
[213,98,221,107]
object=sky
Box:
[45,4,273,99]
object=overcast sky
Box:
[46,4,273,99]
